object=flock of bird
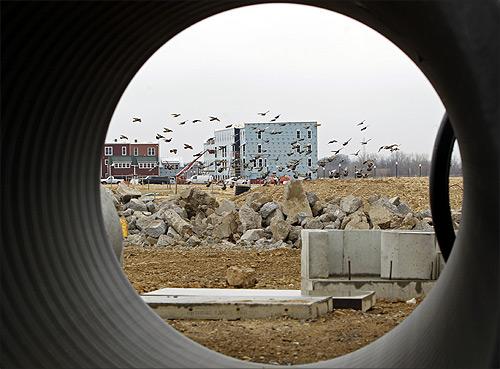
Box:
[119,112,401,180]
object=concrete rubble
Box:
[108,181,459,249]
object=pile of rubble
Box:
[110,181,461,250]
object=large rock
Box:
[239,205,262,232]
[226,266,257,288]
[125,233,148,247]
[179,188,219,218]
[143,219,166,238]
[245,192,273,212]
[240,229,267,242]
[302,217,324,229]
[260,202,279,219]
[340,195,363,214]
[213,211,240,240]
[396,202,412,216]
[136,215,156,231]
[215,199,237,216]
[400,212,418,229]
[306,192,319,207]
[157,226,183,247]
[311,201,324,217]
[126,198,147,212]
[319,212,336,223]
[287,226,302,242]
[158,200,188,219]
[368,198,400,229]
[343,210,370,230]
[270,217,291,241]
[282,180,312,220]
[162,210,193,237]
[115,182,142,203]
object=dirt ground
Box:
[107,176,463,211]
[120,177,449,365]
[169,300,418,365]
[124,246,419,365]
[124,246,301,294]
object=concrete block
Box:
[381,231,436,279]
[326,230,343,275]
[301,230,329,279]
[342,230,381,276]
[142,289,333,320]
[306,278,435,301]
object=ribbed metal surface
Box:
[1,1,498,368]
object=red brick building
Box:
[101,140,159,180]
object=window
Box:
[104,159,108,165]
[308,158,312,167]
[104,146,112,156]
[264,158,267,167]
[296,130,301,139]
[121,147,127,156]
[307,130,312,139]
[257,144,262,154]
[296,146,300,153]
[133,147,138,156]
[257,131,262,139]
[307,144,312,152]
[147,147,155,156]
[258,158,263,167]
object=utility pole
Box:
[395,161,399,178]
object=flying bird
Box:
[342,138,352,146]
[361,139,372,145]
[192,119,202,123]
[119,135,128,140]
[328,140,338,144]
[360,126,368,131]
[356,120,365,126]
[163,127,173,133]
[332,148,343,155]
[164,138,172,143]
[179,121,187,125]
[132,117,141,123]
[171,113,181,118]
[225,124,232,128]
[184,144,193,150]
[350,150,360,157]
[209,116,220,122]
[258,110,269,116]
[170,149,178,154]
[270,114,280,122]
[155,134,165,139]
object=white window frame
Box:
[133,147,139,156]
[104,159,108,165]
[257,132,262,139]
[257,144,262,154]
[147,147,155,156]
[105,146,113,156]
[121,147,127,156]
[308,158,312,167]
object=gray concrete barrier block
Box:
[301,230,329,279]
[326,230,343,275]
[343,230,381,276]
[381,231,436,280]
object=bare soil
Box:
[124,246,419,365]
[121,178,448,365]
[108,176,463,211]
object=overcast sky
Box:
[108,3,445,163]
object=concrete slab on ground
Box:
[142,288,376,319]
